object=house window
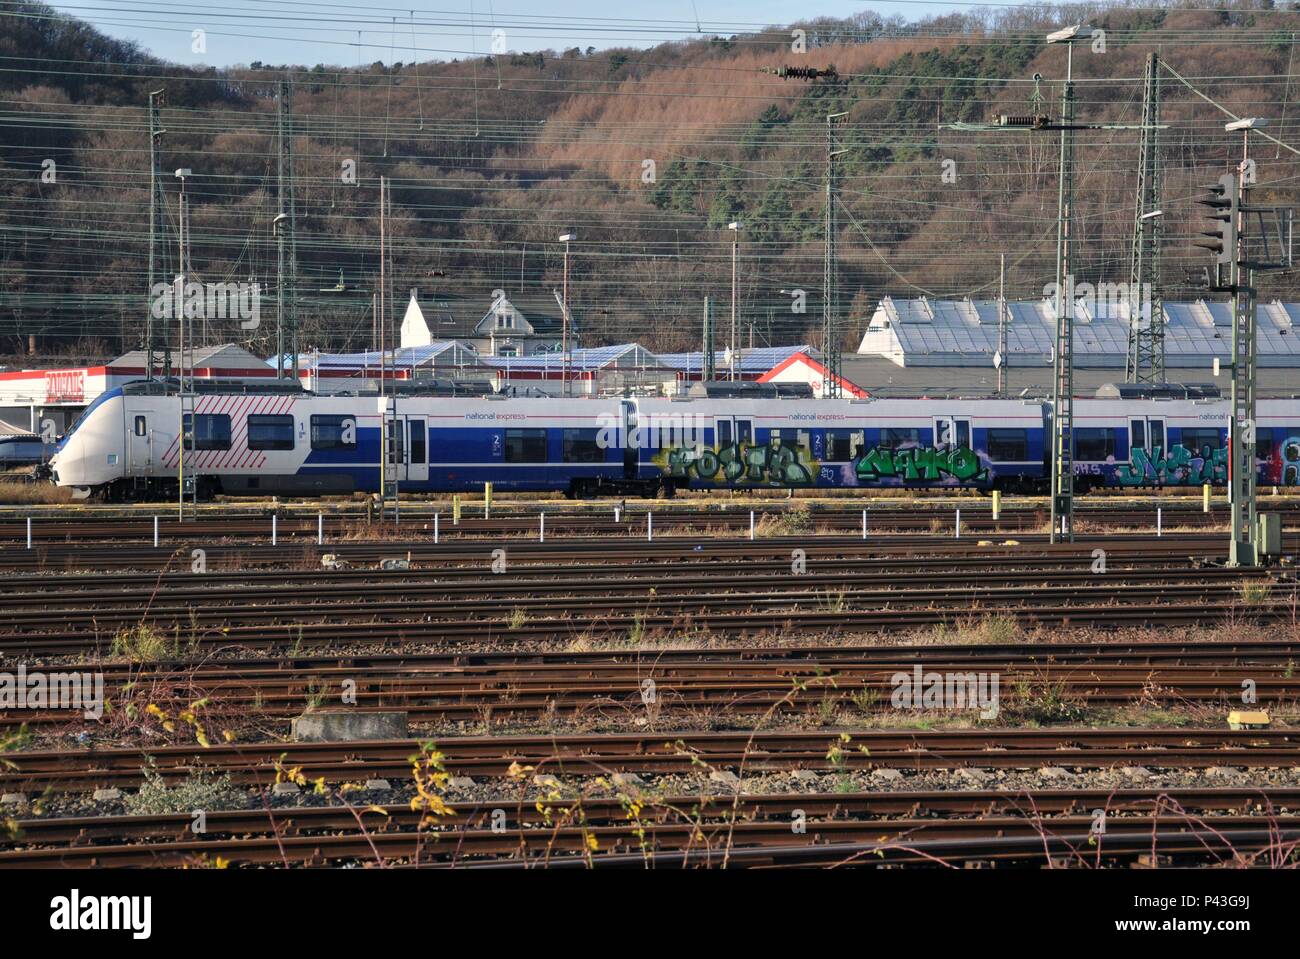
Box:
[248,414,295,451]
[496,310,515,330]
[497,345,519,358]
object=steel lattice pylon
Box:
[1126,52,1165,384]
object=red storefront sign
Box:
[45,369,86,403]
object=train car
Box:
[49,383,1051,499]
[1069,397,1300,490]
[50,380,1297,501]
[633,395,1049,494]
[0,431,52,469]
[50,381,651,499]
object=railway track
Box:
[4,788,1298,867]
[1,529,1295,575]
[5,728,1299,793]
[6,649,1300,728]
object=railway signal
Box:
[1194,173,1239,268]
[1196,119,1294,567]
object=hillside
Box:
[2,0,1298,361]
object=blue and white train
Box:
[46,380,1300,499]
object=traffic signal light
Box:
[1194,172,1239,265]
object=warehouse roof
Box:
[859,295,1300,368]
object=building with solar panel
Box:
[857,295,1300,369]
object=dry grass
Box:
[921,614,1023,646]
[0,479,73,505]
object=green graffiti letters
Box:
[663,443,814,485]
[1116,445,1227,487]
[854,445,989,483]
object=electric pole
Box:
[1048,28,1082,545]
[276,77,299,380]
[1193,117,1293,567]
[147,89,170,380]
[996,253,1008,397]
[823,111,848,398]
[1126,52,1165,384]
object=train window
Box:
[133,415,147,437]
[769,429,809,454]
[1129,419,1145,450]
[1074,428,1116,461]
[736,420,753,445]
[248,414,294,451]
[311,415,357,451]
[184,414,231,451]
[825,430,863,461]
[1256,428,1276,459]
[880,428,921,449]
[504,428,548,463]
[1180,428,1223,452]
[987,429,1028,462]
[1150,420,1165,451]
[562,429,604,463]
[716,420,733,448]
[409,420,426,464]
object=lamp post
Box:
[947,24,1152,543]
[559,232,575,396]
[1044,23,1091,545]
[728,222,741,381]
[174,167,191,521]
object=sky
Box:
[45,0,999,68]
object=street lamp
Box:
[173,167,191,521]
[559,232,575,396]
[728,222,741,381]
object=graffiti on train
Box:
[659,443,816,485]
[1116,444,1228,486]
[1281,436,1300,485]
[853,445,989,484]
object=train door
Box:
[1129,416,1165,454]
[622,400,639,479]
[932,416,971,451]
[385,417,407,482]
[126,407,154,476]
[406,417,427,484]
